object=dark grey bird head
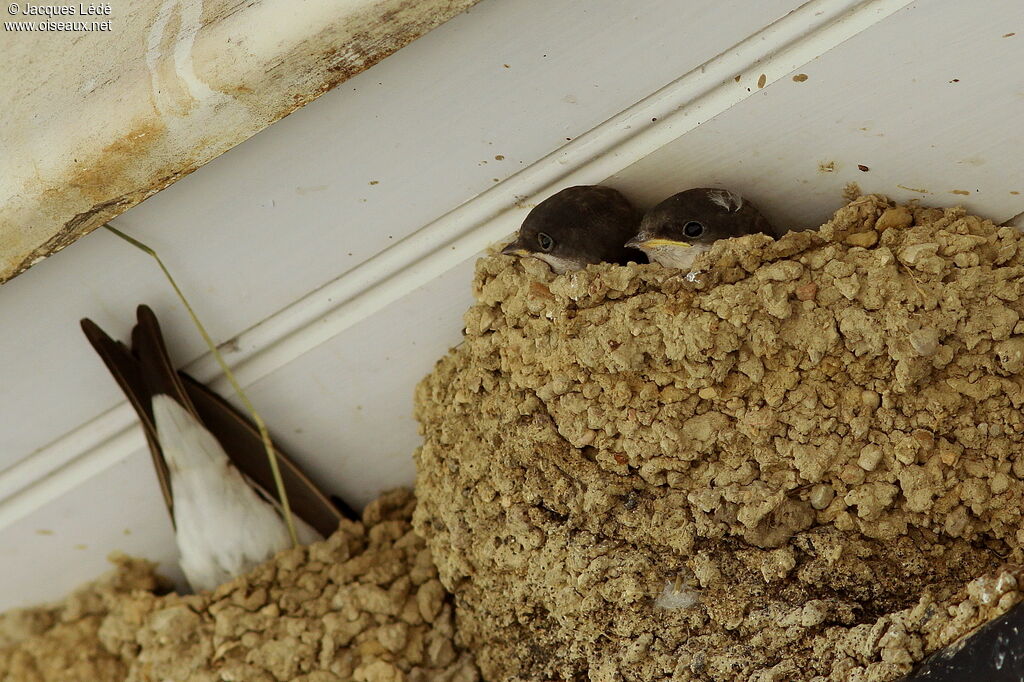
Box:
[501,185,646,273]
[626,188,774,270]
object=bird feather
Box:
[152,395,318,591]
[81,305,351,591]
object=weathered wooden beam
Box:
[0,0,478,283]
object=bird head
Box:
[626,188,773,270]
[502,185,643,273]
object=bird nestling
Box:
[81,306,350,592]
[626,188,775,270]
[502,185,647,273]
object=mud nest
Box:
[0,490,478,682]
[412,195,1024,681]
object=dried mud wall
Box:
[0,490,478,682]
[413,196,1024,681]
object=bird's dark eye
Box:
[683,221,705,238]
[537,232,554,252]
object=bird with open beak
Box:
[81,306,350,592]
[501,185,647,273]
[626,188,775,270]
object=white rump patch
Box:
[707,189,743,212]
[152,394,321,592]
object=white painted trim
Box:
[0,0,914,528]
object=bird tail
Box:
[131,305,201,418]
[81,305,353,536]
[81,312,175,519]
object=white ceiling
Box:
[608,0,1024,229]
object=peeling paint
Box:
[0,0,479,284]
[12,195,136,277]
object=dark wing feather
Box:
[80,317,175,519]
[180,373,352,534]
[131,305,199,417]
[84,304,350,537]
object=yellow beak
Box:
[630,238,692,249]
[502,245,530,256]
